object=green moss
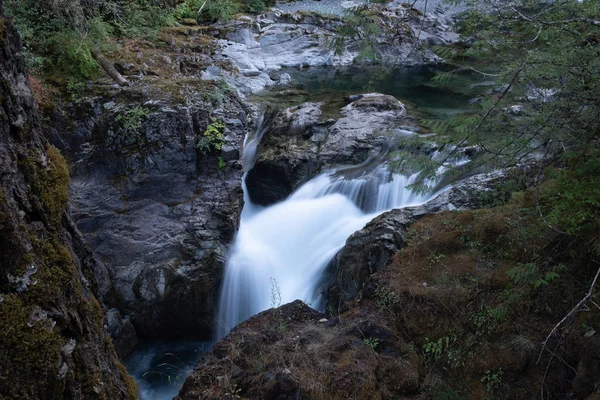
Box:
[40,146,69,225]
[117,361,139,400]
[19,145,69,227]
[0,294,64,399]
[24,240,79,306]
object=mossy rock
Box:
[0,294,65,399]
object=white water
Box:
[215,121,442,339]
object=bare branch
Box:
[536,261,600,365]
[197,0,209,17]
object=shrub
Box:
[197,121,225,154]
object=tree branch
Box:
[536,261,600,365]
[197,0,209,17]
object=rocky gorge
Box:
[38,0,466,358]
[1,0,599,399]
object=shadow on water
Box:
[125,340,211,400]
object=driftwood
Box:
[92,50,130,87]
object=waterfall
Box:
[215,166,441,339]
[214,111,446,339]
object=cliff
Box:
[0,4,137,399]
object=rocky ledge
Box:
[246,93,412,205]
[205,0,462,94]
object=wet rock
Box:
[208,2,459,94]
[246,94,408,205]
[105,309,138,359]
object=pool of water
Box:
[253,66,492,121]
[125,340,210,400]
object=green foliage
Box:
[408,0,600,257]
[481,368,503,394]
[116,106,151,139]
[204,79,233,105]
[332,4,383,61]
[114,0,176,38]
[176,0,271,22]
[363,337,380,349]
[507,263,567,289]
[428,251,446,268]
[197,121,225,154]
[218,156,226,170]
[421,334,458,366]
[374,285,399,314]
[471,306,503,335]
[4,0,174,82]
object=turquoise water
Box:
[254,66,491,121]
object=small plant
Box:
[420,334,463,368]
[270,277,281,308]
[507,263,566,289]
[374,285,399,314]
[197,121,225,154]
[116,107,151,139]
[481,368,503,394]
[218,157,226,170]
[428,252,446,268]
[363,337,380,350]
[226,383,242,398]
[472,306,504,335]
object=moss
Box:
[19,145,69,227]
[117,361,139,400]
[23,239,80,307]
[0,294,64,400]
[40,146,69,225]
[0,17,7,37]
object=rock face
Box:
[246,93,407,205]
[203,1,461,94]
[47,88,248,343]
[0,10,136,399]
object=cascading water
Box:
[215,123,443,338]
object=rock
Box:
[47,87,248,341]
[329,209,414,308]
[209,2,458,94]
[105,309,138,358]
[246,94,408,205]
[0,13,136,399]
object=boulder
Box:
[246,94,408,205]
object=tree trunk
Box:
[92,51,130,87]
